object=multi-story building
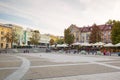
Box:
[99,24,112,43]
[25,28,33,46]
[68,24,81,42]
[0,24,12,49]
[50,34,59,42]
[68,24,112,43]
[4,24,24,46]
[25,28,41,46]
[39,34,50,47]
[80,26,92,43]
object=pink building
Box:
[68,24,112,43]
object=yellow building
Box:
[4,24,24,46]
[0,24,12,49]
[50,34,59,42]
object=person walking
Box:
[103,49,106,55]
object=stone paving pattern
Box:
[0,53,120,80]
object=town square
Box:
[0,0,120,80]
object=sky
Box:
[0,0,120,36]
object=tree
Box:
[4,29,19,48]
[111,20,120,44]
[4,32,12,48]
[30,30,40,46]
[106,19,116,25]
[12,30,19,46]
[49,39,54,45]
[64,28,74,46]
[89,24,102,43]
[56,39,64,44]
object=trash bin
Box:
[118,53,120,56]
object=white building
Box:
[39,34,50,47]
[4,24,24,46]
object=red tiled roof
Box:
[79,24,112,32]
[80,26,92,32]
[69,24,112,32]
[98,24,112,31]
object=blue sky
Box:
[0,0,120,36]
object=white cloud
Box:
[0,0,120,36]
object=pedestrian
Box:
[106,50,111,56]
[103,49,106,55]
[28,50,29,53]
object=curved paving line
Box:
[4,56,30,80]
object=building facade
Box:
[39,34,50,47]
[80,26,92,43]
[4,24,24,46]
[99,24,112,43]
[25,28,41,46]
[69,24,81,42]
[0,24,12,49]
[68,24,112,43]
[24,28,33,46]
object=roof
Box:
[97,24,112,31]
[79,24,112,32]
[0,24,12,29]
[80,26,92,32]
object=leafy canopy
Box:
[30,30,40,45]
[64,28,74,46]
[111,20,120,44]
[89,24,102,43]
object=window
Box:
[104,32,106,37]
[76,38,79,42]
[1,37,4,41]
[108,31,111,35]
[76,32,79,37]
[90,28,92,30]
[86,34,90,40]
[82,36,84,42]
[1,43,3,48]
[6,44,8,48]
[1,31,4,35]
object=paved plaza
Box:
[0,53,120,80]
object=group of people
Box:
[103,49,111,56]
[56,47,112,56]
[23,49,29,53]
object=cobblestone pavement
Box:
[0,53,120,80]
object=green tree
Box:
[4,32,12,48]
[30,30,40,47]
[89,24,102,43]
[4,29,19,48]
[56,39,64,44]
[106,19,116,25]
[49,39,54,45]
[111,20,120,44]
[64,28,74,46]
